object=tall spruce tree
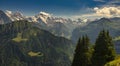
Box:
[91,30,116,66]
[72,35,91,66]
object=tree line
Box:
[72,30,116,66]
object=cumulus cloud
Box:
[77,6,120,20]
[72,6,120,20]
[93,6,120,17]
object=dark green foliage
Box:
[72,35,91,66]
[0,20,74,66]
[91,30,116,66]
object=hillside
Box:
[72,17,120,43]
[105,55,120,66]
[0,20,74,66]
[72,17,120,54]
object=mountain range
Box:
[72,17,120,42]
[5,10,88,39]
[1,9,120,54]
[72,17,120,53]
[0,20,74,66]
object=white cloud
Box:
[94,6,120,17]
[73,6,120,20]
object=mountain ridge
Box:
[4,10,89,39]
[71,17,120,53]
[0,20,74,66]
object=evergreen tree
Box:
[72,35,91,66]
[91,30,116,66]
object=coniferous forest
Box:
[72,30,117,66]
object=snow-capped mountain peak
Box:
[13,11,23,18]
[39,11,51,17]
[5,10,25,21]
[13,11,24,20]
[6,10,12,15]
[26,16,37,22]
[0,10,12,24]
[35,11,52,24]
[5,10,13,20]
[5,10,88,27]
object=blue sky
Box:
[0,0,120,19]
